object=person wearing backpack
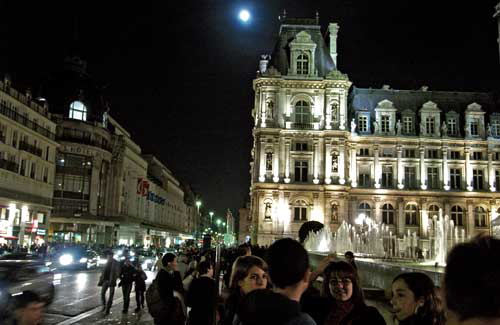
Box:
[147,252,185,325]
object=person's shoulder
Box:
[356,305,385,324]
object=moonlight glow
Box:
[239,10,250,22]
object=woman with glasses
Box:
[306,261,385,325]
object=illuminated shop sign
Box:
[137,178,166,205]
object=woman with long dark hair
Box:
[308,261,385,325]
[390,272,445,325]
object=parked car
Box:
[0,259,55,319]
[135,250,155,270]
[54,247,99,270]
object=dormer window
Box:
[470,119,479,136]
[296,54,309,75]
[381,116,390,133]
[403,116,413,134]
[447,118,457,135]
[426,117,435,134]
[69,101,87,121]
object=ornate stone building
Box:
[249,16,500,247]
[0,76,58,247]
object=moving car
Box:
[54,247,99,270]
[0,259,55,319]
[135,250,155,270]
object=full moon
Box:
[239,9,250,22]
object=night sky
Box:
[0,1,499,220]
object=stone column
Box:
[313,139,320,184]
[284,139,291,183]
[325,140,332,184]
[466,200,474,239]
[374,197,382,223]
[488,151,495,191]
[273,138,280,183]
[339,142,346,184]
[465,147,473,191]
[374,146,381,188]
[420,147,427,190]
[339,89,346,130]
[397,145,404,189]
[350,143,357,187]
[259,138,266,182]
[443,147,450,190]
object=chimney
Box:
[328,23,339,68]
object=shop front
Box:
[49,220,115,246]
[0,203,50,248]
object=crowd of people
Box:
[2,234,499,325]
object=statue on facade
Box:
[441,121,447,136]
[464,123,471,137]
[266,100,274,120]
[331,102,338,122]
[331,202,338,223]
[487,123,492,137]
[264,202,272,220]
[373,120,379,134]
[396,119,402,135]
[351,118,356,134]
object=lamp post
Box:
[209,211,214,229]
[195,201,201,239]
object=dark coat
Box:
[135,270,147,292]
[157,269,184,303]
[186,276,217,325]
[238,289,316,325]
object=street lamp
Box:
[195,201,201,239]
[222,222,227,234]
[209,211,214,227]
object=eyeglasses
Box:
[329,278,352,286]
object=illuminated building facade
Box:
[0,75,58,247]
[249,16,500,247]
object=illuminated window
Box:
[297,54,309,75]
[69,101,87,121]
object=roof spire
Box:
[316,10,320,24]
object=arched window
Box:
[358,202,371,219]
[382,203,395,224]
[405,204,418,225]
[428,205,440,218]
[293,200,308,221]
[297,54,309,75]
[69,101,87,121]
[474,206,487,227]
[294,101,311,124]
[451,205,463,226]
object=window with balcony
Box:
[382,203,395,224]
[358,115,368,132]
[69,101,87,121]
[473,169,484,190]
[11,131,18,148]
[30,162,36,179]
[294,101,311,127]
[427,167,439,189]
[294,161,308,182]
[403,116,413,134]
[43,167,48,183]
[381,115,390,133]
[426,117,435,134]
[450,168,461,190]
[474,206,487,227]
[382,165,393,188]
[405,204,419,225]
[427,150,439,159]
[404,166,417,189]
[20,159,26,176]
[296,54,309,75]
[451,205,463,226]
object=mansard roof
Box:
[269,17,336,78]
[350,87,497,115]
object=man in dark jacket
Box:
[119,254,137,313]
[99,251,121,315]
[239,238,316,325]
[154,253,185,325]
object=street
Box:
[44,268,156,325]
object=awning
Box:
[0,235,18,240]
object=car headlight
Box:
[79,258,88,263]
[45,261,52,266]
[142,262,148,269]
[98,258,107,265]
[117,250,123,256]
[130,251,135,256]
[59,254,73,266]
[145,259,152,264]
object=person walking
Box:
[186,261,217,325]
[99,250,121,315]
[119,255,137,314]
[134,263,147,313]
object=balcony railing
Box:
[0,103,55,140]
[19,141,42,157]
[291,122,314,130]
[56,127,112,152]
[0,158,19,173]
